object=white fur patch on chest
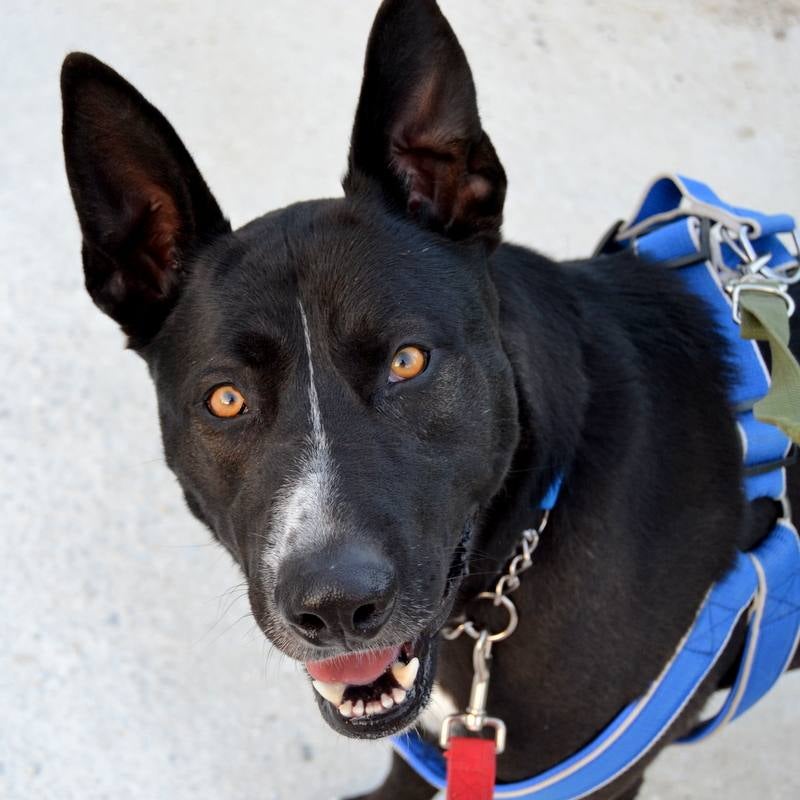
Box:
[419,682,460,737]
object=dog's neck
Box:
[463,244,589,579]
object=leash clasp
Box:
[440,630,507,754]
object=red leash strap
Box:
[445,736,496,800]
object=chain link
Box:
[442,507,550,643]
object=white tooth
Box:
[391,657,420,690]
[352,699,365,717]
[391,687,407,705]
[380,693,394,709]
[366,700,383,716]
[338,700,353,718]
[312,680,346,706]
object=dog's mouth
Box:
[306,636,436,738]
[301,516,475,738]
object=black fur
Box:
[60,2,798,798]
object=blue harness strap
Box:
[395,553,758,798]
[392,175,800,799]
[681,521,800,742]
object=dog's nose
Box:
[274,544,398,646]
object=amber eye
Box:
[389,346,428,382]
[206,385,247,418]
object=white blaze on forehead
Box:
[299,302,326,447]
[266,301,339,568]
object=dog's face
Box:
[62,0,516,738]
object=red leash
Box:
[445,737,497,800]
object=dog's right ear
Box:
[344,0,506,246]
[61,53,230,346]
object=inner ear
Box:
[344,0,506,244]
[87,182,181,316]
[390,97,502,239]
[62,52,230,345]
[140,188,182,292]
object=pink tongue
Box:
[306,645,400,686]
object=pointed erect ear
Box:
[61,53,230,346]
[344,0,506,245]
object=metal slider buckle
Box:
[440,715,507,755]
[728,279,796,324]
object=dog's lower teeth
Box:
[391,687,407,705]
[337,691,399,718]
[366,700,383,716]
[338,700,353,718]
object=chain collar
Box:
[442,505,552,644]
[438,503,554,753]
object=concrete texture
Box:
[2,1,799,798]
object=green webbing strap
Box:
[738,289,800,444]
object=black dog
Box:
[61,1,798,797]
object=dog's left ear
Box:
[344,0,506,246]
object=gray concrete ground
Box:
[2,1,799,798]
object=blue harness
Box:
[393,176,800,799]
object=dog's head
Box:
[62,0,518,737]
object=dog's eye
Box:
[389,346,428,382]
[206,384,247,418]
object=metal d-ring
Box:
[459,592,519,643]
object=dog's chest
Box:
[418,682,460,737]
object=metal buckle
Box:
[708,221,798,323]
[440,714,507,755]
[729,279,796,324]
[734,227,800,285]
